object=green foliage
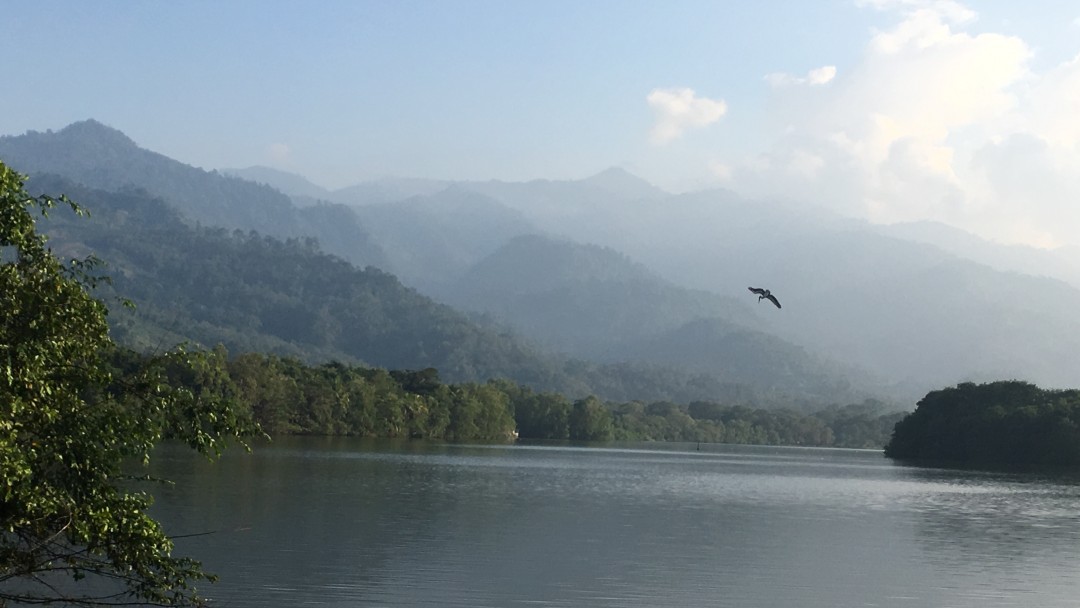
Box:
[814,401,906,449]
[222,354,518,440]
[569,396,614,441]
[0,162,258,607]
[508,387,572,440]
[884,381,1080,466]
[165,349,900,449]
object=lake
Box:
[148,438,1080,607]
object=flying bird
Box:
[748,287,781,309]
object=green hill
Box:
[440,234,879,403]
[26,174,850,408]
[2,120,904,408]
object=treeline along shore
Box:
[885,380,1080,467]
[121,342,1080,465]
[107,346,904,448]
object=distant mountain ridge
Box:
[878,220,1080,289]
[0,120,388,270]
[4,119,1079,402]
[436,181,1080,394]
[349,188,539,290]
[436,233,881,402]
[223,165,331,201]
[24,174,863,407]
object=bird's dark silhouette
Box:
[748,287,781,309]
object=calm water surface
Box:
[149,438,1080,607]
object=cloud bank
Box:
[718,1,1080,248]
[267,142,291,163]
[765,65,837,87]
[646,87,727,145]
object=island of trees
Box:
[885,380,1080,467]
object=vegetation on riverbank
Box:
[885,381,1080,466]
[1,162,259,607]
[105,348,903,448]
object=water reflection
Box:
[147,439,1080,607]
[895,464,1080,582]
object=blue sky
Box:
[3,1,1080,249]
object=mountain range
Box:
[3,119,1078,407]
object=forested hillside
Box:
[24,174,876,408]
[439,179,1080,394]
[436,234,880,403]
[441,233,762,351]
[350,187,538,289]
[8,121,1080,398]
[29,175,553,378]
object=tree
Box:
[884,381,1080,466]
[568,396,614,441]
[1,162,258,607]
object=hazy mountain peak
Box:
[0,119,140,163]
[585,166,643,182]
[56,119,137,148]
[332,176,452,206]
[880,219,1080,288]
[223,165,329,199]
[462,233,657,295]
[0,119,157,177]
[580,167,666,199]
[0,120,390,271]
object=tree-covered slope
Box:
[614,319,874,403]
[441,233,761,349]
[28,175,546,379]
[223,165,332,201]
[475,182,1080,394]
[9,120,1078,398]
[437,234,880,402]
[350,187,538,289]
[25,175,867,408]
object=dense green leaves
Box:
[884,381,1080,466]
[144,350,901,448]
[0,162,258,607]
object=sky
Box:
[3,0,1080,249]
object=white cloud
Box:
[855,0,975,24]
[807,65,838,85]
[267,142,291,163]
[788,149,827,178]
[724,0,1080,247]
[1024,53,1080,147]
[646,87,727,145]
[765,65,837,87]
[708,160,733,181]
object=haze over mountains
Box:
[2,120,1078,406]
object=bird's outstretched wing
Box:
[748,287,766,296]
[764,294,781,309]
